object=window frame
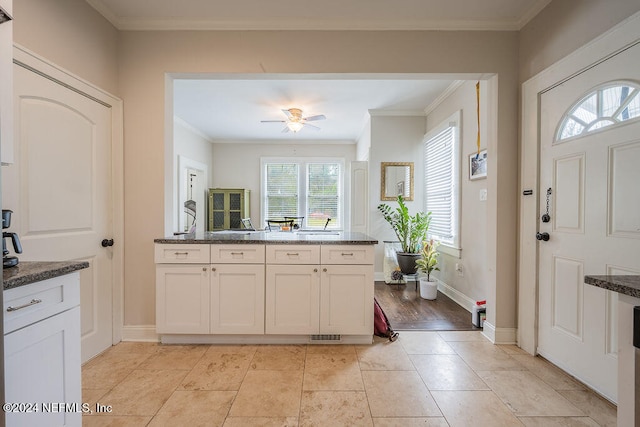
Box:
[423,110,462,258]
[555,80,640,143]
[260,157,345,230]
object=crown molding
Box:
[368,109,426,117]
[516,0,553,30]
[423,80,466,116]
[174,116,214,143]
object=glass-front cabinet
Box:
[207,188,250,230]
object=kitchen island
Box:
[154,231,378,344]
[585,275,640,427]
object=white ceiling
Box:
[173,75,466,142]
[87,1,549,143]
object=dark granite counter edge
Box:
[154,238,378,245]
[585,275,640,299]
[3,261,90,291]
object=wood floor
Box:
[374,281,480,331]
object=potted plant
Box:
[416,239,440,299]
[377,195,431,274]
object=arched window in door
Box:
[556,81,640,142]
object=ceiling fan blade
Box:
[282,109,293,118]
[261,120,286,123]
[303,114,326,122]
[303,123,321,130]
[281,126,290,133]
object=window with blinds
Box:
[307,163,341,228]
[262,158,343,229]
[264,163,299,219]
[423,111,461,253]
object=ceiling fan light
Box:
[287,121,304,132]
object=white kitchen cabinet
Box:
[320,265,374,335]
[265,244,373,336]
[156,264,210,334]
[0,0,13,164]
[266,264,320,334]
[210,263,265,334]
[4,273,82,427]
[155,243,266,336]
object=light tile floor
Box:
[81,331,616,426]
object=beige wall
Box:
[426,80,490,303]
[13,0,119,95]
[119,30,519,327]
[519,0,640,82]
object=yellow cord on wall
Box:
[476,81,481,158]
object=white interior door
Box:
[4,64,113,363]
[538,42,640,402]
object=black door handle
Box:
[101,239,114,247]
[536,232,550,241]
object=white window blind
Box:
[307,163,341,228]
[424,120,458,247]
[265,163,299,219]
[425,127,454,241]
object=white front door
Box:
[538,42,640,401]
[4,63,114,363]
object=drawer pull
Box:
[7,299,43,312]
[286,252,299,256]
[323,268,328,272]
[174,252,189,256]
[341,252,354,256]
[313,268,318,272]
[230,252,244,256]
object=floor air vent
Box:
[310,334,341,341]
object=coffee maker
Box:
[3,209,22,268]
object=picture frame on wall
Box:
[469,149,487,180]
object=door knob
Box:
[101,238,114,247]
[535,232,550,241]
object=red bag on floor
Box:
[374,298,399,342]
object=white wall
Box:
[368,115,427,273]
[211,142,356,229]
[426,80,489,304]
[173,118,215,233]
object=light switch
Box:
[479,189,487,201]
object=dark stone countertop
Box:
[155,230,379,245]
[585,275,640,299]
[3,261,90,291]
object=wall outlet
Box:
[455,263,464,277]
[479,188,488,201]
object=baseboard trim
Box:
[436,279,476,313]
[121,325,159,342]
[481,321,517,344]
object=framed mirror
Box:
[380,162,414,201]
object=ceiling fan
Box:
[260,108,326,133]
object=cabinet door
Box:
[208,190,226,230]
[320,265,374,335]
[227,190,243,229]
[266,265,320,334]
[5,306,81,427]
[156,264,210,334]
[211,264,265,334]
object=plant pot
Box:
[419,278,438,300]
[396,252,421,274]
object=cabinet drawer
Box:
[321,245,374,265]
[266,245,320,264]
[155,244,211,264]
[4,273,81,334]
[211,244,265,263]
